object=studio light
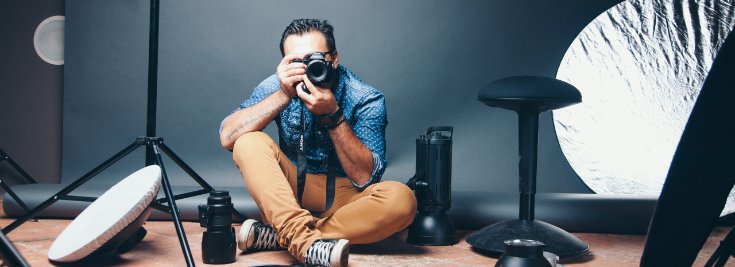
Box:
[406,127,457,246]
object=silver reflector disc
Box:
[554,0,735,215]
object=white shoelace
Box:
[304,240,334,266]
[252,225,279,250]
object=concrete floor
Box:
[1,208,733,266]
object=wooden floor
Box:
[1,204,733,266]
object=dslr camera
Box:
[293,52,335,88]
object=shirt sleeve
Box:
[219,74,280,134]
[348,91,388,190]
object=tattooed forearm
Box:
[220,89,291,150]
[226,105,280,142]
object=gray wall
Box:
[0,1,64,188]
[61,1,622,192]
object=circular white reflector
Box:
[554,0,735,215]
[34,15,65,65]
[48,165,162,262]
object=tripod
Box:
[1,1,244,266]
[1,137,243,266]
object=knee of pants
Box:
[373,181,417,223]
[232,131,275,162]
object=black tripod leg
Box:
[0,149,37,185]
[0,150,39,220]
[156,142,213,191]
[0,230,29,267]
[0,180,32,216]
[232,207,246,223]
[705,227,735,267]
[151,144,195,267]
[157,142,246,222]
[2,140,143,234]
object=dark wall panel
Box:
[62,1,621,192]
[61,1,150,186]
[0,1,65,187]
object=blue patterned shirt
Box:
[224,65,387,189]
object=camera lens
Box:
[306,61,328,83]
[200,190,237,264]
[207,190,231,205]
[495,239,552,267]
[503,239,545,257]
[200,191,233,229]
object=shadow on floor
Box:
[351,238,429,255]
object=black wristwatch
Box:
[319,107,345,129]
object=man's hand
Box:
[296,74,338,116]
[277,54,306,98]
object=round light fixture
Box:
[34,15,65,65]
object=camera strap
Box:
[296,102,336,215]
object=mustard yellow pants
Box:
[232,131,417,261]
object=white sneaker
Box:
[303,239,349,267]
[237,219,282,252]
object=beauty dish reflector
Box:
[48,165,162,262]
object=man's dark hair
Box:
[280,19,336,56]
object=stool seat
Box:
[478,76,581,112]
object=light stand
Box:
[0,1,244,266]
[0,230,29,267]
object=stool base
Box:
[466,219,589,260]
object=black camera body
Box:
[198,190,236,264]
[293,52,335,88]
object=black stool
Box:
[466,76,589,259]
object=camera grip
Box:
[300,83,311,94]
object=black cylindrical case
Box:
[415,127,453,212]
[407,127,457,245]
